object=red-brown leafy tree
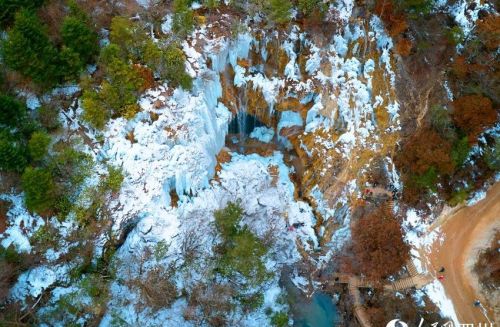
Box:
[351,207,410,280]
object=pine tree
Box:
[2,10,60,87]
[298,0,326,17]
[0,129,28,172]
[28,131,51,162]
[266,0,292,25]
[0,94,27,128]
[22,167,56,213]
[162,45,193,89]
[172,0,194,37]
[0,0,44,27]
[61,11,99,67]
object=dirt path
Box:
[425,182,500,324]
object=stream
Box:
[281,270,340,327]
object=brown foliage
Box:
[133,64,156,92]
[184,282,235,326]
[451,55,468,79]
[395,38,412,56]
[451,95,498,143]
[132,266,177,311]
[375,0,408,37]
[395,128,454,175]
[351,207,409,280]
[476,15,500,50]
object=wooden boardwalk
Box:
[326,261,434,327]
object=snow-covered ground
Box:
[0,1,478,324]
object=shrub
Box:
[446,26,464,46]
[271,311,289,327]
[133,266,178,311]
[186,282,235,324]
[37,105,60,131]
[474,232,500,291]
[298,0,326,17]
[239,292,264,311]
[22,167,56,213]
[2,10,60,87]
[28,131,51,162]
[451,136,469,167]
[413,166,438,191]
[102,165,124,193]
[395,38,412,56]
[45,147,93,217]
[428,105,454,139]
[49,147,92,190]
[448,188,469,207]
[204,0,220,10]
[394,0,433,17]
[81,89,109,129]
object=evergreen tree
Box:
[162,45,193,89]
[0,129,28,172]
[0,94,27,128]
[172,0,194,37]
[58,46,84,81]
[61,13,99,67]
[0,0,44,27]
[28,131,51,162]
[266,0,292,24]
[21,166,56,213]
[82,44,144,128]
[214,202,271,286]
[298,0,326,17]
[1,10,60,87]
[109,16,146,61]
